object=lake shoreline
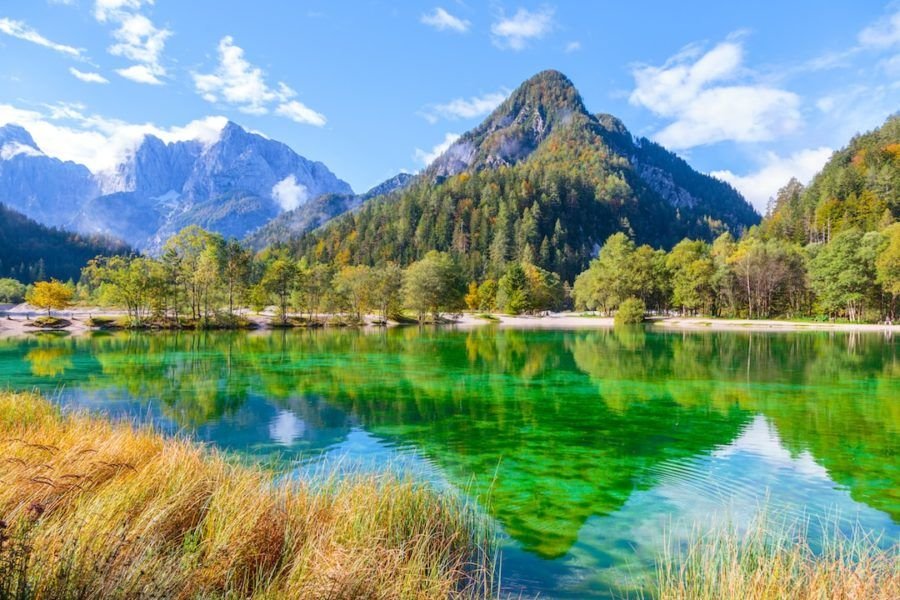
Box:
[2,305,899,337]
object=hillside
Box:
[245,173,414,250]
[291,70,759,282]
[763,114,900,243]
[0,203,130,283]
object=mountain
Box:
[245,172,414,249]
[79,121,353,252]
[0,124,99,229]
[762,114,899,243]
[292,70,759,282]
[0,121,352,253]
[0,203,130,284]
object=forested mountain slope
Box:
[0,203,130,283]
[292,70,758,282]
[763,114,899,243]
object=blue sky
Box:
[1,1,898,211]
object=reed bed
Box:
[0,392,495,600]
[655,514,899,600]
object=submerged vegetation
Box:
[0,392,494,599]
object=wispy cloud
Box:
[491,7,554,51]
[69,67,109,84]
[629,39,802,148]
[193,36,326,126]
[420,90,508,123]
[0,17,82,57]
[421,7,470,33]
[94,0,171,85]
[858,8,900,48]
[276,100,326,127]
[415,132,460,166]
[564,40,581,53]
[712,147,833,213]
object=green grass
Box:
[0,392,495,599]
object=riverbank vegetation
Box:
[656,516,899,600]
[0,391,494,599]
[7,216,896,328]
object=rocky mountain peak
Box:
[428,70,591,178]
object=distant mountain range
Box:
[1,70,762,273]
[0,121,353,252]
[292,70,760,281]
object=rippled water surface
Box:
[1,327,897,598]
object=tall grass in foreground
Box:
[655,514,899,600]
[0,392,495,599]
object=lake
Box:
[1,327,897,598]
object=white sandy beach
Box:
[3,303,899,337]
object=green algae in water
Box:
[0,327,896,598]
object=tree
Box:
[82,255,161,325]
[875,223,900,318]
[522,263,563,313]
[809,229,877,321]
[163,226,224,320]
[476,279,498,312]
[333,265,375,320]
[464,282,480,311]
[303,263,333,322]
[0,278,26,303]
[219,240,251,317]
[666,239,714,315]
[498,263,531,314]
[261,257,300,325]
[402,251,465,321]
[26,279,73,316]
[372,263,403,321]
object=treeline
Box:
[573,226,899,321]
[76,226,470,325]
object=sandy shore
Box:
[2,304,898,337]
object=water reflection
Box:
[0,327,897,598]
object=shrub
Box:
[614,297,646,326]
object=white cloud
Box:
[711,147,832,213]
[421,7,470,33]
[69,67,109,84]
[421,90,507,123]
[491,7,554,50]
[0,17,83,57]
[275,100,327,126]
[193,36,326,126]
[414,132,460,166]
[115,64,162,85]
[94,0,170,85]
[565,40,581,53]
[0,101,228,173]
[272,175,310,211]
[858,9,900,48]
[630,40,802,149]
